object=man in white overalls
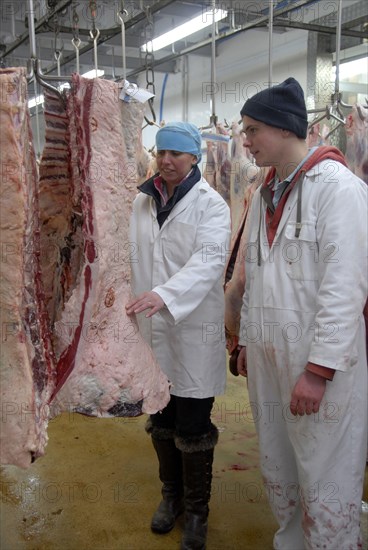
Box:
[237,77,368,549]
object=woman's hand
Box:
[126,291,165,318]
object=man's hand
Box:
[126,291,165,318]
[290,368,327,416]
[237,346,247,377]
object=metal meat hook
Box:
[143,98,159,129]
[89,27,101,78]
[33,58,68,107]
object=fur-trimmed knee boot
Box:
[175,424,218,550]
[146,421,184,534]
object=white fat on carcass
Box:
[51,76,170,417]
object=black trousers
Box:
[150,395,215,438]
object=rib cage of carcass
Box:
[0,69,170,468]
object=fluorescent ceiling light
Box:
[82,69,105,79]
[28,94,44,109]
[141,9,228,52]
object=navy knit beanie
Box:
[240,78,308,139]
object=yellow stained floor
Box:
[1,371,367,550]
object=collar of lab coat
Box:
[262,145,347,192]
[138,164,202,228]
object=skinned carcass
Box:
[0,68,56,468]
[345,104,368,185]
[224,125,267,354]
[229,122,262,237]
[1,72,170,468]
[50,75,170,418]
[203,124,232,204]
[306,123,330,148]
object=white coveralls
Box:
[130,177,231,399]
[239,159,368,549]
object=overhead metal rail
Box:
[2,0,73,58]
[42,17,368,41]
[270,19,367,38]
[126,0,367,78]
[2,0,367,79]
[1,0,177,68]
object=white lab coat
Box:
[239,159,368,549]
[130,177,231,398]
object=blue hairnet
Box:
[156,122,202,163]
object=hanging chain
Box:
[144,7,155,96]
[144,7,155,94]
[143,6,156,124]
[72,3,79,41]
[72,2,81,73]
[89,0,97,33]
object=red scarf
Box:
[262,146,347,246]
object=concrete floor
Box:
[1,371,367,550]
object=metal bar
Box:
[10,3,16,39]
[36,59,72,81]
[270,19,367,39]
[34,78,42,158]
[268,0,273,87]
[210,0,216,121]
[46,24,121,37]
[90,28,100,77]
[17,50,177,73]
[37,16,368,42]
[34,59,66,104]
[335,0,343,95]
[27,0,37,59]
[72,37,81,73]
[118,10,128,80]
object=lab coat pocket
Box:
[162,221,197,266]
[284,222,319,281]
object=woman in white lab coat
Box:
[126,122,231,550]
